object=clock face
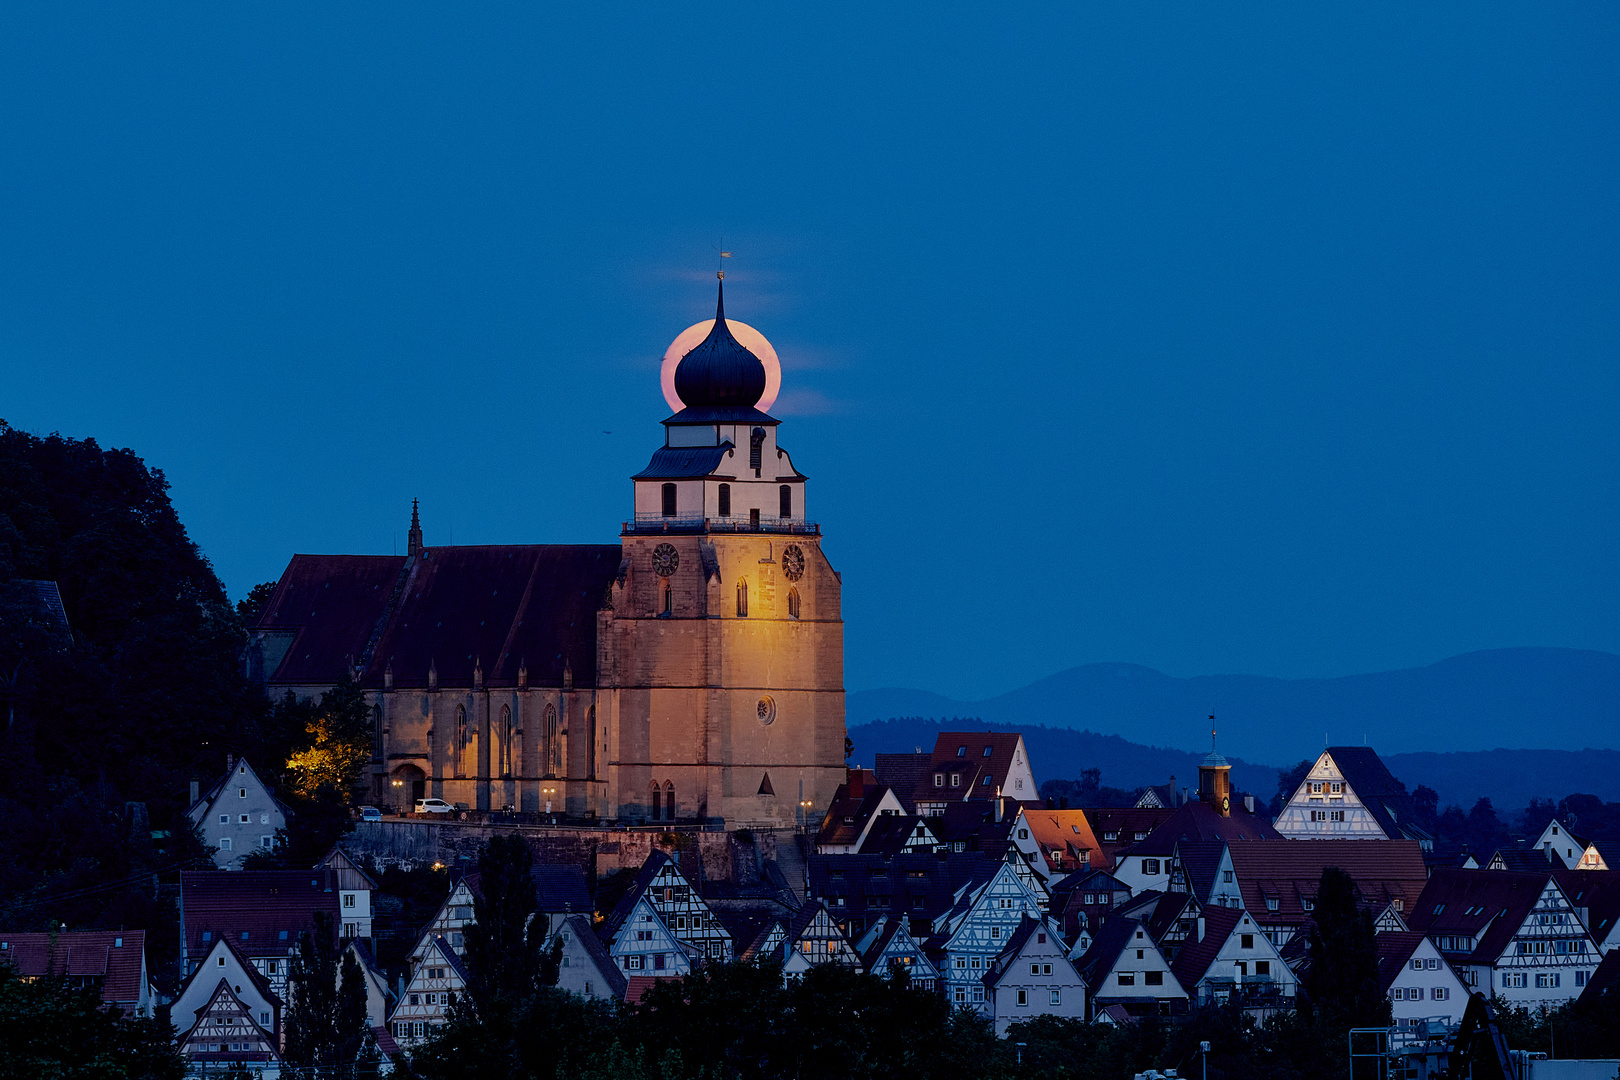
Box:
[652,543,679,577]
[781,544,806,582]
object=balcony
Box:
[624,513,821,536]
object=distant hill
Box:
[850,720,1620,814]
[848,648,1620,766]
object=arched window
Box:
[456,705,467,749]
[663,582,672,615]
[717,483,731,518]
[544,704,559,776]
[736,578,748,617]
[661,483,677,518]
[499,705,512,776]
[651,783,662,820]
[779,485,792,518]
[373,704,384,756]
[664,780,676,821]
[750,428,765,475]
[586,705,596,779]
[787,586,800,620]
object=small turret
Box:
[1199,717,1233,816]
[408,499,424,558]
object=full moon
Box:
[661,320,782,414]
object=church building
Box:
[245,278,846,827]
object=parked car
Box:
[357,806,383,822]
[414,798,454,814]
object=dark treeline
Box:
[0,422,333,989]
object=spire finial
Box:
[1209,715,1217,754]
[408,499,424,558]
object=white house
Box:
[1009,806,1105,884]
[1556,870,1620,956]
[171,937,282,1064]
[320,847,378,940]
[410,876,477,963]
[555,914,627,1001]
[1375,932,1468,1029]
[1411,870,1600,1006]
[1074,917,1187,1021]
[1531,819,1588,869]
[598,851,733,962]
[929,860,1045,1013]
[605,895,697,979]
[1272,747,1430,847]
[814,770,909,854]
[186,758,288,869]
[982,916,1087,1036]
[854,915,940,990]
[177,977,280,1066]
[389,936,469,1048]
[1168,907,1296,1013]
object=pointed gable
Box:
[179,978,279,1063]
[601,850,733,962]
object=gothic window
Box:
[750,428,765,475]
[651,784,662,819]
[586,706,596,779]
[736,578,748,617]
[499,705,512,777]
[665,780,676,821]
[545,704,559,775]
[373,704,384,756]
[787,587,800,619]
[779,485,792,518]
[457,706,467,750]
[663,582,672,615]
[717,483,731,517]
[661,483,677,518]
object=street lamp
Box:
[799,798,814,894]
[543,785,556,820]
[390,777,404,814]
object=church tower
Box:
[597,277,846,827]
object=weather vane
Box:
[1209,715,1217,752]
[717,247,732,280]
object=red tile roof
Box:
[1169,906,1245,988]
[256,545,622,690]
[924,732,1026,801]
[1021,807,1107,873]
[1131,799,1280,856]
[1225,840,1429,928]
[1407,868,1555,964]
[0,930,146,1009]
[181,870,341,961]
[624,974,681,1004]
[1373,931,1427,993]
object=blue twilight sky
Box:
[2,6,1616,699]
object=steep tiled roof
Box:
[1488,844,1554,872]
[1084,808,1180,864]
[1022,808,1106,873]
[873,753,930,812]
[1373,931,1426,993]
[808,852,1002,926]
[181,870,341,959]
[1132,799,1281,856]
[0,930,146,1008]
[1407,869,1553,964]
[924,733,1026,801]
[816,775,892,848]
[624,974,679,1003]
[256,545,622,690]
[533,864,592,916]
[1225,840,1428,927]
[1169,906,1244,988]
[601,850,677,939]
[1323,747,1420,840]
[1072,916,1142,997]
[981,916,1045,990]
[860,814,933,855]
[563,914,627,1000]
[1555,869,1620,947]
[1577,948,1620,1006]
[1174,840,1228,903]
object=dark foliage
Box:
[1270,759,1312,817]
[1041,768,1143,809]
[1303,867,1390,1036]
[284,911,379,1077]
[462,835,561,1013]
[0,959,185,1079]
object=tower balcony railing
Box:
[624,513,820,536]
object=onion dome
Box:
[1201,751,1230,769]
[672,279,767,409]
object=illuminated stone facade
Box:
[248,281,846,828]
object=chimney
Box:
[1168,776,1177,805]
[1244,794,1255,814]
[847,769,864,799]
[994,795,1004,823]
[1196,915,1206,943]
[189,780,200,806]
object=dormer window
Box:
[949,773,960,788]
[983,746,993,757]
[957,746,967,757]
[934,774,944,788]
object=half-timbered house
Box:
[171,936,282,1064]
[929,860,1045,1012]
[854,915,939,990]
[601,851,733,962]
[177,978,280,1066]
[605,895,698,979]
[389,936,469,1047]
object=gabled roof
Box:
[601,850,681,939]
[1072,916,1148,997]
[1174,840,1228,903]
[1051,868,1130,903]
[1169,906,1245,988]
[808,852,1002,925]
[185,757,292,823]
[1225,840,1428,926]
[1373,931,1427,993]
[1554,869,1620,947]
[816,774,894,848]
[562,914,627,1000]
[533,864,592,915]
[1020,808,1106,873]
[0,930,146,1008]
[860,814,935,855]
[982,916,1049,990]
[428,935,472,985]
[181,934,282,1011]
[1083,807,1181,862]
[318,846,379,891]
[255,544,622,690]
[181,869,341,958]
[1487,844,1554,872]
[1131,799,1280,857]
[1407,869,1558,964]
[1577,948,1620,1007]
[923,732,1027,801]
[872,752,930,812]
[1321,747,1420,839]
